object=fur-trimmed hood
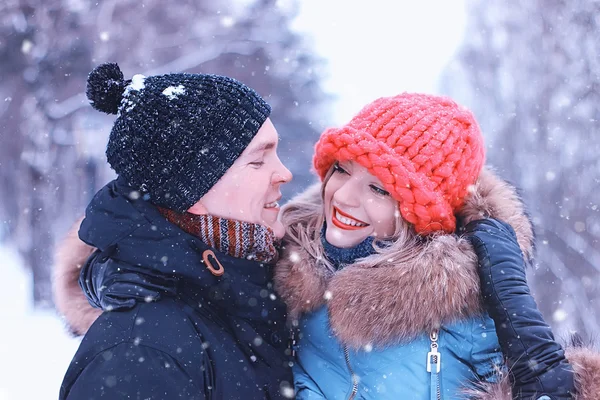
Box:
[274,167,535,349]
[53,218,101,335]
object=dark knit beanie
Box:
[86,62,271,212]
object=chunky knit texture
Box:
[313,93,485,234]
[86,63,271,212]
[158,208,278,264]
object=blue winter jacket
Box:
[294,306,502,400]
[293,306,503,399]
[273,182,514,400]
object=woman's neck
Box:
[320,223,377,268]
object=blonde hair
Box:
[281,166,421,272]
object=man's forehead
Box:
[246,137,279,153]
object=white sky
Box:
[291,0,467,125]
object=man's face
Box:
[189,118,292,238]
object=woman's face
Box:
[323,160,398,248]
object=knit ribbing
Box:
[320,224,377,268]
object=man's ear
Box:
[187,200,208,215]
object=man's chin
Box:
[270,221,285,239]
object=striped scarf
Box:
[158,207,278,264]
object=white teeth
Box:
[264,202,279,209]
[335,210,366,227]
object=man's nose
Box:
[273,159,293,184]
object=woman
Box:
[274,93,599,399]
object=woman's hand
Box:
[464,218,575,399]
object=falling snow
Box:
[289,251,300,262]
[162,85,186,100]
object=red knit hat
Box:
[313,93,485,235]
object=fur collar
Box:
[274,167,534,349]
[53,218,101,335]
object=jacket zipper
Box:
[343,345,358,400]
[288,328,297,358]
[427,329,442,400]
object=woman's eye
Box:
[370,185,390,196]
[333,163,348,174]
[250,161,265,168]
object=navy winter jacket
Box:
[59,178,293,399]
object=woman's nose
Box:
[332,180,360,208]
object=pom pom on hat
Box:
[313,93,485,235]
[86,63,127,114]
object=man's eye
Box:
[370,185,390,196]
[250,161,265,167]
[333,162,348,174]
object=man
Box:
[56,63,294,399]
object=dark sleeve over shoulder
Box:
[64,342,204,400]
[465,218,574,399]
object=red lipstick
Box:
[331,206,369,231]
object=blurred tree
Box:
[440,0,600,338]
[0,0,329,307]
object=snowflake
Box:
[21,39,33,54]
[129,74,146,91]
[574,221,586,232]
[553,308,568,322]
[162,85,186,100]
[280,383,295,399]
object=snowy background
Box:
[1,0,598,398]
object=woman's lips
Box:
[331,206,369,231]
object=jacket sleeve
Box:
[293,359,327,399]
[64,343,204,400]
[465,218,575,399]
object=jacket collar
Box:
[274,167,534,349]
[78,178,287,325]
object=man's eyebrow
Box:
[246,142,276,156]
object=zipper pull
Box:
[288,328,297,358]
[426,329,441,373]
